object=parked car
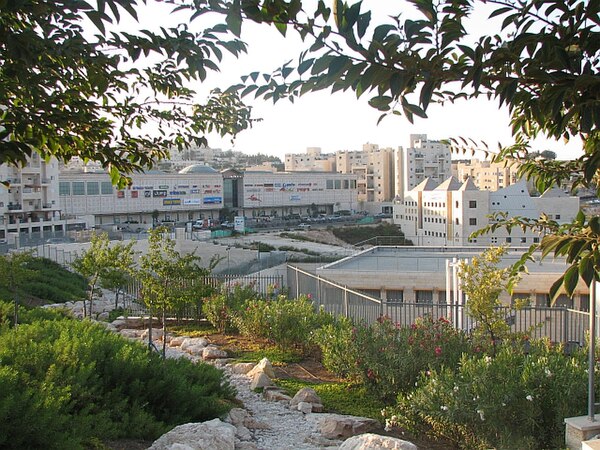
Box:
[297,223,312,230]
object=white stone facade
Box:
[394,177,580,247]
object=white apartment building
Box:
[396,134,452,200]
[452,158,521,191]
[57,166,358,227]
[394,177,579,247]
[0,156,70,241]
[284,147,335,172]
[336,143,395,203]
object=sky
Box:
[117,1,584,161]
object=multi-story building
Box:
[452,158,521,191]
[0,155,69,241]
[284,147,335,172]
[336,143,395,203]
[396,134,452,200]
[57,165,357,227]
[394,177,579,246]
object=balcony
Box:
[7,204,23,211]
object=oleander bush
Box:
[313,315,471,402]
[385,341,591,450]
[0,307,235,449]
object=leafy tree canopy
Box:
[225,0,598,298]
[1,0,254,186]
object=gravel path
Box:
[163,343,341,450]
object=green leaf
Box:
[226,0,242,37]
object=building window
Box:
[520,237,527,243]
[386,290,403,304]
[59,182,70,196]
[72,182,85,195]
[469,218,477,226]
[101,182,113,195]
[326,180,333,189]
[86,182,99,195]
[533,237,539,243]
[491,237,498,244]
[469,200,477,208]
[506,237,512,243]
[455,201,459,208]
[455,218,459,225]
[415,290,433,304]
[555,214,561,220]
[334,180,341,189]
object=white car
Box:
[297,223,312,230]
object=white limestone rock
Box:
[250,372,273,390]
[290,387,322,407]
[148,419,236,450]
[170,335,188,347]
[297,402,313,414]
[246,357,275,379]
[180,337,209,352]
[339,433,418,450]
[318,414,382,440]
[202,346,228,360]
[230,363,255,375]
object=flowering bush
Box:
[236,294,333,355]
[385,341,590,449]
[312,315,471,402]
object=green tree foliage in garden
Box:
[72,232,135,318]
[0,252,34,325]
[458,246,523,356]
[0,0,254,186]
[225,0,599,299]
[0,309,235,449]
[137,226,216,356]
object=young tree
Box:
[137,226,216,356]
[0,252,35,326]
[226,0,598,299]
[1,0,253,186]
[458,246,522,356]
[72,232,135,318]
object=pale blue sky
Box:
[116,1,584,160]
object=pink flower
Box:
[435,346,442,357]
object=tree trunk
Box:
[148,314,153,351]
[162,306,167,358]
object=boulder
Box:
[119,328,144,339]
[230,363,255,375]
[169,335,188,347]
[234,442,258,450]
[246,358,275,379]
[235,424,252,441]
[312,403,324,413]
[202,346,228,360]
[180,337,209,352]
[250,372,273,390]
[226,408,249,427]
[297,402,313,414]
[148,419,236,450]
[290,387,322,407]
[319,414,382,440]
[141,328,164,341]
[262,388,292,403]
[339,433,418,450]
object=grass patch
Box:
[169,322,218,337]
[276,379,384,420]
[230,346,303,365]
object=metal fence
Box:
[121,273,285,320]
[287,264,590,345]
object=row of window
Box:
[325,179,357,189]
[59,181,113,196]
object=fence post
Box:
[343,286,349,318]
[295,268,299,299]
[563,307,569,343]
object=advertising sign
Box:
[153,190,168,198]
[163,198,181,206]
[234,216,245,233]
[183,199,201,205]
[203,196,222,204]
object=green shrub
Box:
[386,342,589,449]
[311,316,360,379]
[332,223,410,245]
[0,314,235,449]
[236,295,333,354]
[203,283,259,333]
